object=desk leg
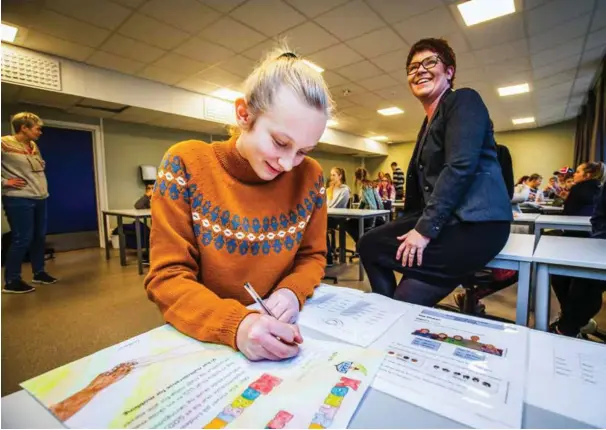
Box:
[534,264,550,331]
[338,220,346,264]
[135,217,143,275]
[533,228,541,249]
[117,215,127,267]
[103,213,111,260]
[515,262,531,326]
[358,217,364,281]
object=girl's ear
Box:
[235,98,252,131]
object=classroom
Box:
[1,0,605,428]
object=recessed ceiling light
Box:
[377,107,404,116]
[369,135,389,141]
[210,88,244,101]
[1,23,18,43]
[302,59,324,73]
[512,117,535,125]
[326,119,338,127]
[498,83,530,97]
[457,0,515,26]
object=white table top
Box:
[533,236,606,270]
[535,215,591,227]
[103,209,152,217]
[392,202,405,208]
[539,206,564,213]
[328,208,390,218]
[513,213,540,222]
[493,233,535,262]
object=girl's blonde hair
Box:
[231,44,334,136]
[580,162,606,184]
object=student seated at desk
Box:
[358,38,512,307]
[134,183,153,210]
[551,185,606,338]
[377,173,396,201]
[344,167,385,243]
[326,167,350,265]
[562,162,605,216]
[145,47,331,362]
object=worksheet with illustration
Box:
[298,286,412,347]
[371,306,528,429]
[20,324,382,429]
[526,330,606,428]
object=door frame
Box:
[40,119,109,248]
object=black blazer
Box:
[591,185,606,238]
[563,179,602,216]
[404,88,513,239]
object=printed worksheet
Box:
[298,287,411,347]
[20,325,380,429]
[526,330,606,428]
[371,306,528,428]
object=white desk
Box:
[539,205,564,214]
[533,236,606,331]
[533,215,592,248]
[327,209,391,281]
[485,234,535,326]
[102,209,151,275]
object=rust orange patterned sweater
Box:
[144,137,327,349]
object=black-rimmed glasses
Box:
[406,55,442,75]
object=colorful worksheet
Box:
[526,330,606,428]
[370,306,528,428]
[298,286,411,347]
[20,325,381,429]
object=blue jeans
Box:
[2,196,48,282]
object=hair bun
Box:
[278,52,298,59]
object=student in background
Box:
[515,175,529,186]
[562,162,605,216]
[359,38,511,307]
[345,168,384,243]
[525,173,544,202]
[558,173,577,200]
[134,184,153,210]
[327,167,350,209]
[2,112,57,294]
[543,176,560,200]
[145,47,331,362]
[377,173,396,201]
[390,162,405,200]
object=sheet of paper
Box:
[20,325,380,429]
[371,306,527,429]
[298,287,411,347]
[526,330,606,428]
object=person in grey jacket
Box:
[359,38,512,306]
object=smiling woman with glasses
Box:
[358,38,513,307]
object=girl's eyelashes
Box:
[273,138,287,148]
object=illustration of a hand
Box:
[87,361,137,392]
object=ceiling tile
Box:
[332,97,356,110]
[463,14,525,50]
[571,74,594,95]
[119,13,190,50]
[340,105,377,119]
[230,0,306,37]
[28,9,111,48]
[346,91,385,109]
[307,44,363,69]
[585,27,606,51]
[524,0,552,10]
[484,57,531,80]
[140,0,221,34]
[284,0,350,18]
[219,55,257,78]
[198,0,247,13]
[393,6,458,45]
[443,31,470,54]
[45,0,132,30]
[366,0,444,24]
[336,60,383,81]
[580,45,606,67]
[532,53,581,80]
[79,98,128,110]
[193,66,245,87]
[531,37,584,70]
[87,51,145,74]
[110,0,146,9]
[21,30,94,62]
[152,52,209,74]
[375,85,411,101]
[456,51,479,71]
[371,48,409,73]
[280,22,339,56]
[357,74,400,91]
[472,39,529,66]
[137,65,190,85]
[314,0,385,41]
[175,76,223,94]
[590,1,606,31]
[455,67,489,86]
[322,71,348,87]
[200,17,267,53]
[346,28,408,58]
[100,34,166,64]
[67,106,116,118]
[534,70,577,90]
[529,14,591,54]
[330,82,366,98]
[527,0,594,36]
[242,39,279,61]
[174,37,235,64]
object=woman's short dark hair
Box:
[529,173,542,182]
[406,38,457,88]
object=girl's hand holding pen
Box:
[264,289,300,323]
[236,314,303,361]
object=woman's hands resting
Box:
[236,313,303,361]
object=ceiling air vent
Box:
[1,48,61,91]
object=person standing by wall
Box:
[390,162,405,200]
[1,112,57,294]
